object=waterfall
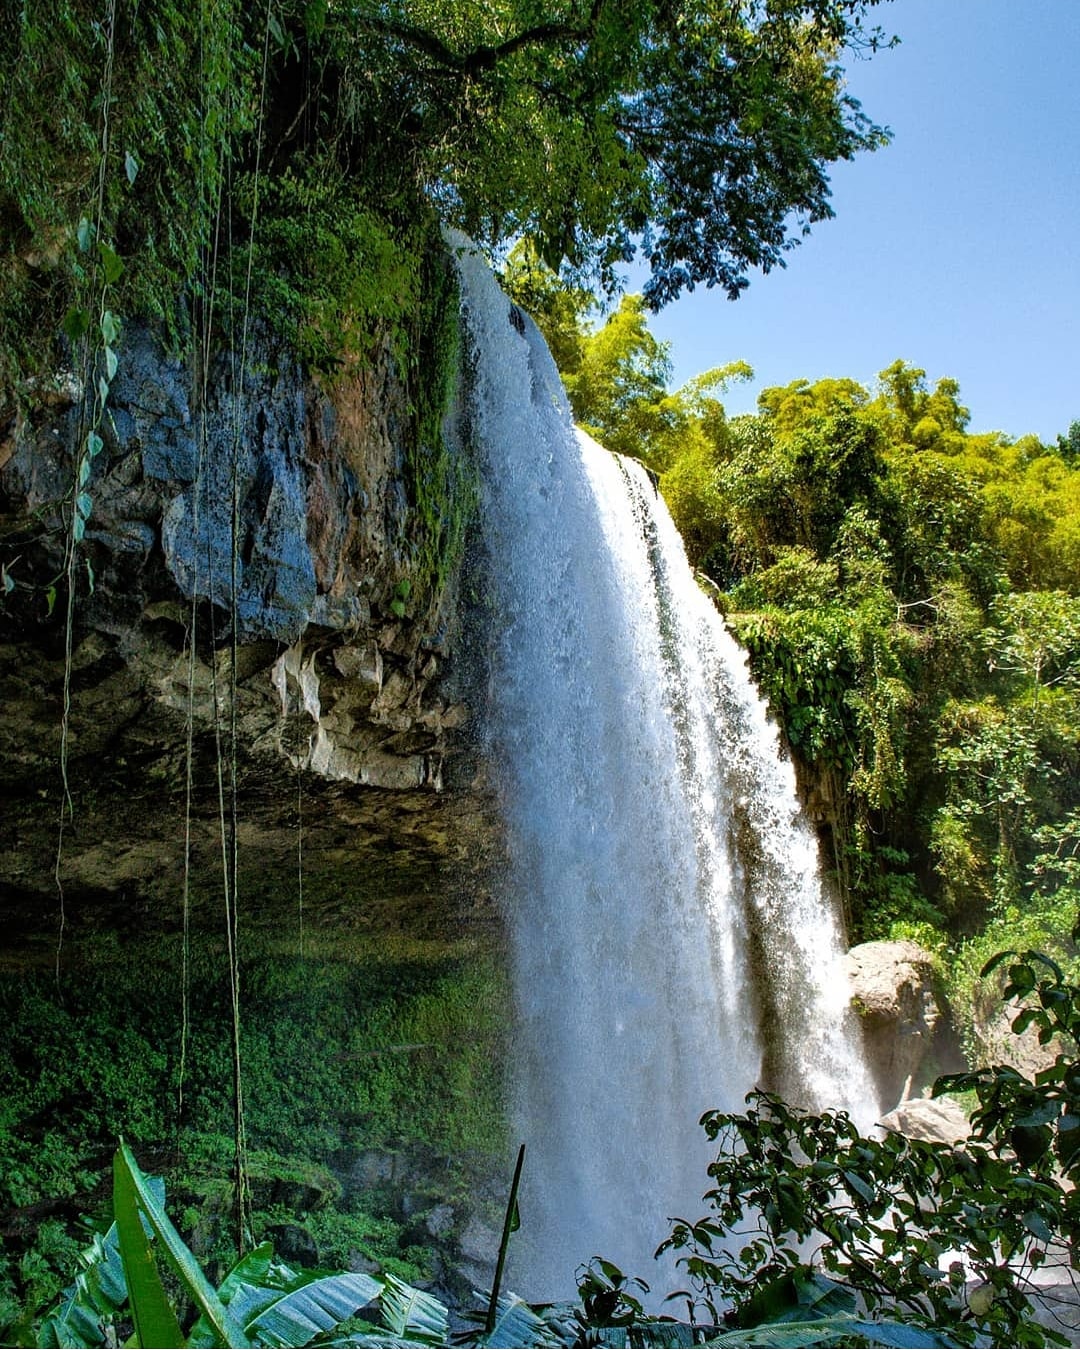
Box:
[451,237,877,1301]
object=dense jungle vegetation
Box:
[503,237,1080,1028]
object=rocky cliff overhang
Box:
[0,324,499,957]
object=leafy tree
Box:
[563,294,676,461]
[1057,420,1080,465]
[931,594,1080,918]
[2,0,894,373]
[650,949,1080,1348]
[359,0,894,302]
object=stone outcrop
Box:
[844,939,958,1111]
[879,1095,970,1145]
[0,321,499,950]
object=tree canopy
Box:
[0,0,894,386]
[320,0,895,302]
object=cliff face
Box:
[0,314,498,955]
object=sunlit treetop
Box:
[292,0,895,304]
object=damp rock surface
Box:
[845,940,953,1110]
[0,321,498,949]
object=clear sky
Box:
[638,0,1080,443]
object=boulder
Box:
[880,1095,970,1145]
[844,940,946,1111]
[455,1213,500,1295]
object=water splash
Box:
[451,237,876,1299]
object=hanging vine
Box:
[52,0,121,987]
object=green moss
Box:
[399,242,476,609]
[0,928,508,1336]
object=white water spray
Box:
[451,238,877,1299]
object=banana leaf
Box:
[244,1270,385,1347]
[115,1142,251,1348]
[112,1146,187,1348]
[704,1314,957,1347]
[38,1223,128,1348]
[377,1272,450,1346]
[627,1320,700,1347]
[330,1336,441,1348]
[217,1244,276,1305]
[479,1292,568,1347]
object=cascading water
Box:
[451,237,878,1300]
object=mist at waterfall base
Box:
[451,237,878,1302]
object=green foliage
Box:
[221,160,425,375]
[0,0,892,406]
[401,242,475,606]
[662,360,1080,952]
[292,1208,430,1286]
[500,240,596,375]
[562,295,675,464]
[0,937,508,1340]
[654,960,1080,1346]
[113,1144,219,1348]
[0,0,256,385]
[40,1152,565,1349]
[33,962,1080,1349]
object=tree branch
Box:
[355,0,606,75]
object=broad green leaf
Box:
[112,1146,186,1348]
[480,1293,564,1347]
[105,345,118,380]
[627,1322,698,1347]
[842,1169,875,1203]
[332,1337,434,1348]
[705,1314,957,1347]
[115,1143,251,1348]
[76,492,93,521]
[1015,1099,1061,1128]
[186,1247,279,1345]
[378,1272,449,1347]
[189,1278,285,1347]
[45,584,57,616]
[1024,1210,1054,1242]
[101,311,120,344]
[39,1222,126,1348]
[98,375,110,406]
[786,1272,855,1320]
[218,1243,276,1305]
[99,241,124,284]
[73,514,85,543]
[77,216,94,252]
[87,430,104,457]
[247,1270,384,1347]
[79,457,91,488]
[125,150,139,184]
[63,306,91,343]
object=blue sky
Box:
[639,0,1080,443]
